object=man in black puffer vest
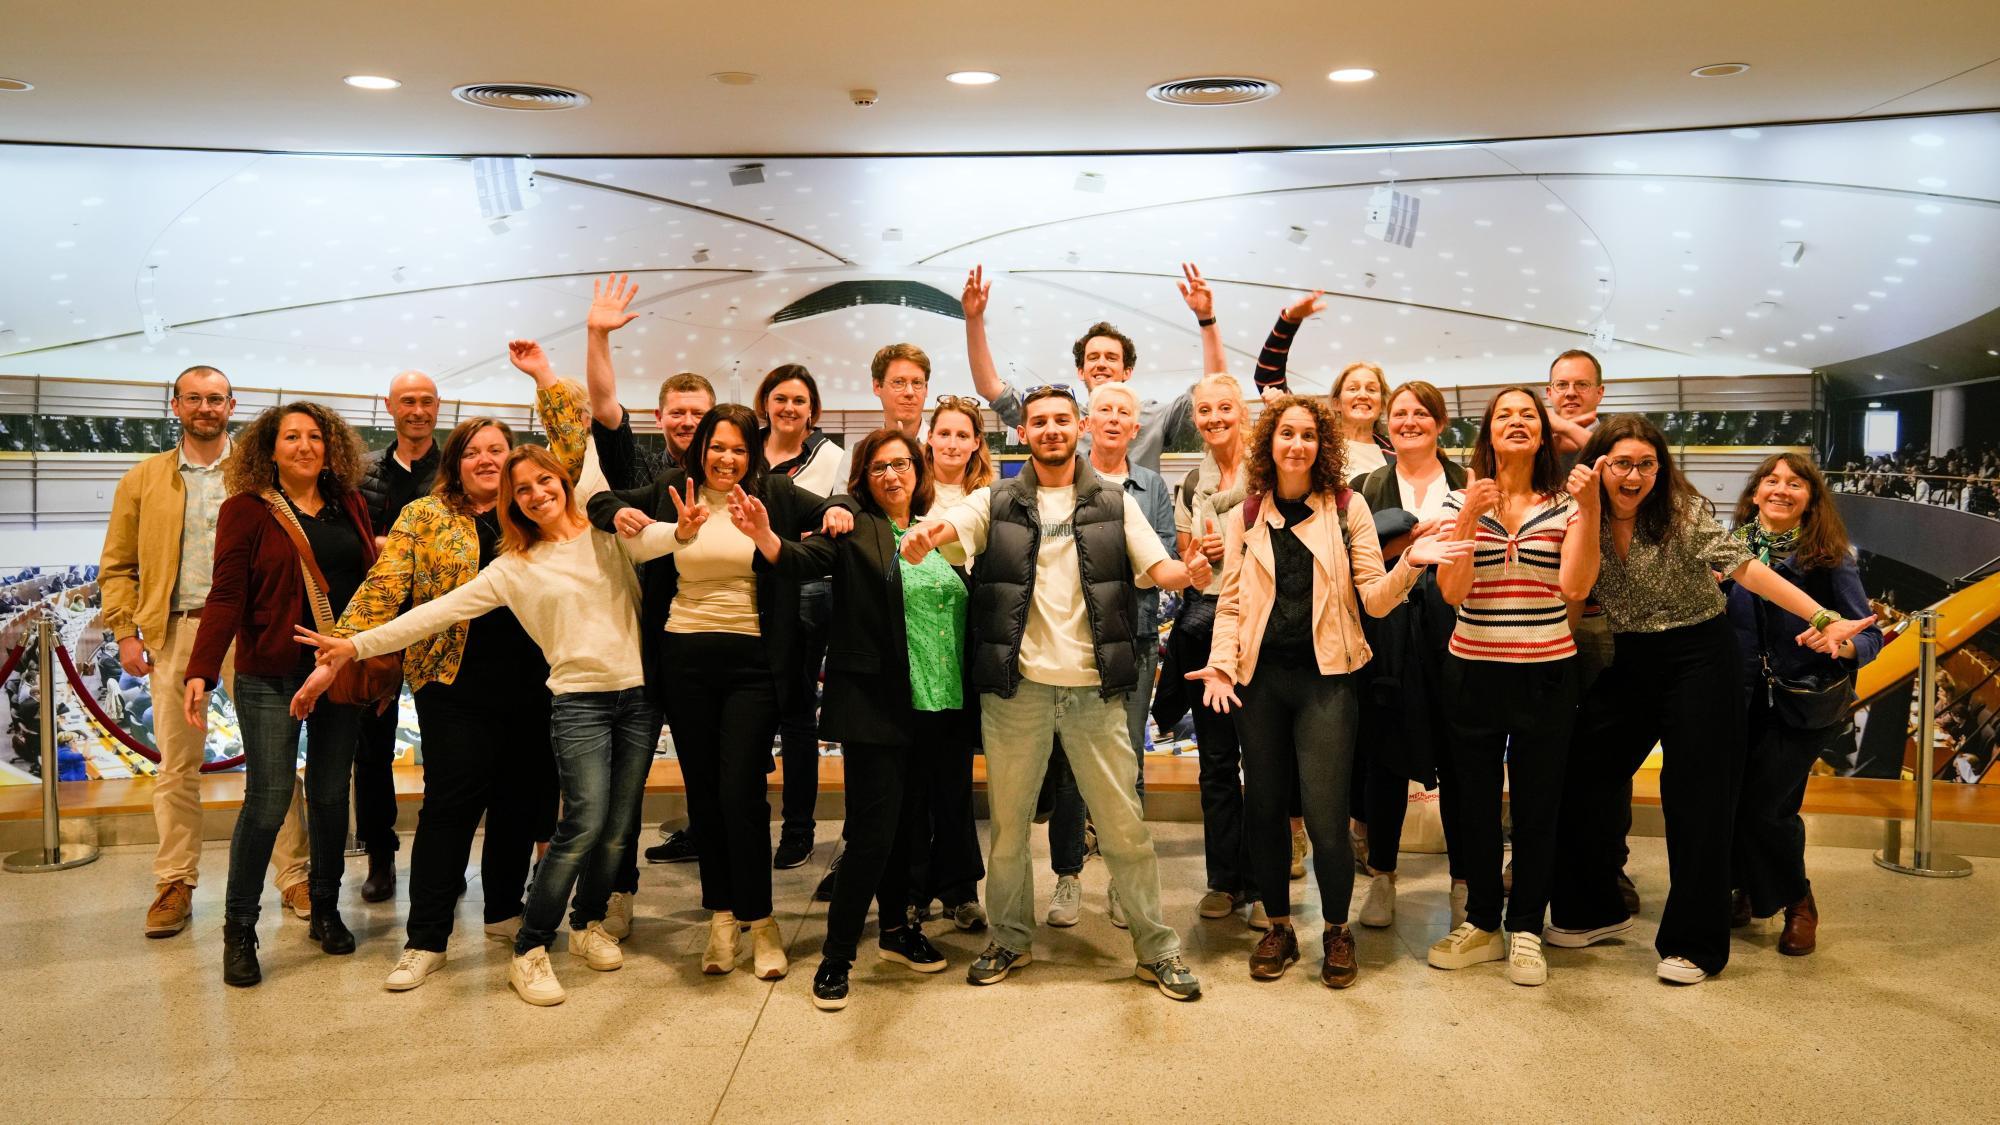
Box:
[900,385,1211,1002]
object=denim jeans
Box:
[515,687,659,954]
[1048,644,1154,872]
[225,673,363,923]
[982,678,1179,964]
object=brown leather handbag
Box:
[261,488,402,710]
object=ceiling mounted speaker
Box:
[451,83,591,112]
[1145,76,1280,107]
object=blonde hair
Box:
[925,400,996,490]
[1088,382,1142,415]
[1191,372,1250,450]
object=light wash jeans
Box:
[981,677,1180,964]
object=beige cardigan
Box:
[97,447,190,646]
[1206,489,1420,683]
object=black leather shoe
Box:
[222,920,261,987]
[811,959,851,1010]
[309,905,356,955]
[1618,870,1642,916]
[361,852,397,903]
[773,829,814,870]
[646,830,699,864]
[877,925,947,973]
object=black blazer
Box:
[585,468,830,712]
[777,506,975,747]
[1355,452,1469,545]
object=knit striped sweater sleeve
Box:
[1254,311,1299,393]
[1440,490,1580,663]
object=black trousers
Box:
[822,734,929,962]
[405,680,558,952]
[354,701,403,856]
[1734,696,1837,916]
[1443,655,1580,934]
[777,579,831,836]
[1237,662,1357,923]
[1551,614,1746,975]
[663,632,781,922]
[1171,595,1252,896]
[908,724,984,908]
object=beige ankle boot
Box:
[748,916,788,980]
[702,911,738,975]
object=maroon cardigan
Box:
[185,489,376,688]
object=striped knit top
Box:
[1440,489,1578,663]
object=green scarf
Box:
[1736,520,1801,565]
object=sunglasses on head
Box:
[933,394,984,414]
[1020,383,1077,408]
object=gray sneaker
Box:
[944,899,988,932]
[966,942,1031,986]
[1046,874,1083,927]
[1136,953,1202,1001]
[1107,885,1128,930]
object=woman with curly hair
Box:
[183,401,375,988]
[1185,395,1468,989]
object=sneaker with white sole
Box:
[602,891,634,941]
[1358,873,1395,928]
[1544,919,1634,948]
[1136,953,1202,1001]
[483,915,522,944]
[703,911,738,975]
[1449,883,1469,930]
[1428,922,1505,970]
[1657,955,1708,985]
[1046,874,1083,927]
[569,921,623,972]
[1197,889,1241,919]
[509,947,567,1006]
[1107,886,1128,930]
[943,899,988,932]
[1507,931,1547,986]
[749,916,788,980]
[1290,825,1308,880]
[966,942,1030,985]
[1248,899,1271,931]
[384,948,446,991]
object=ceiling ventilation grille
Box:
[451,83,591,112]
[1145,76,1280,107]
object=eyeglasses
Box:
[880,378,927,394]
[1020,384,1077,407]
[1548,380,1599,395]
[175,394,231,408]
[1606,458,1661,477]
[866,457,916,478]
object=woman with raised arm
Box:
[297,444,680,1007]
[1724,453,1882,957]
[321,341,590,993]
[1548,415,1875,986]
[183,401,375,988]
[1424,388,1601,988]
[1185,395,1469,989]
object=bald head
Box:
[387,370,440,450]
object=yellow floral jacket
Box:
[334,379,590,690]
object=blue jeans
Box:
[1048,644,1155,873]
[515,687,659,954]
[225,673,362,923]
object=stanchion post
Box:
[1875,609,1973,878]
[5,615,101,873]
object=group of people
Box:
[97,262,1880,1011]
[1834,445,2000,516]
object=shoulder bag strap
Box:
[260,487,338,633]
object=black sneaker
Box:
[811,959,851,1011]
[773,829,815,870]
[813,849,843,902]
[877,926,948,973]
[646,830,698,864]
[966,942,1030,985]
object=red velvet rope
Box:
[0,642,23,688]
[52,638,245,772]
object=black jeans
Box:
[1551,614,1746,975]
[1734,696,1837,916]
[908,718,984,908]
[1443,655,1580,934]
[664,632,781,922]
[403,680,557,952]
[822,735,930,962]
[353,700,402,857]
[1172,595,1252,897]
[778,579,831,837]
[1237,661,1358,923]
[226,673,361,922]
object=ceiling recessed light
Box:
[1779,218,1803,229]
[1910,133,1945,147]
[1869,401,1883,407]
[1690,62,1751,78]
[1908,233,1932,243]
[946,70,1000,85]
[343,74,401,90]
[1612,159,1637,170]
[1328,68,1377,83]
[1915,203,1942,215]
[0,77,32,93]
[1917,176,1947,189]
[1730,127,1761,139]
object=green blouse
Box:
[894,522,968,711]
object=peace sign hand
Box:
[1566,455,1606,512]
[667,479,710,543]
[1177,262,1214,319]
[726,484,771,539]
[589,274,640,334]
[961,265,991,320]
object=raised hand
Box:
[1177,262,1214,319]
[1459,474,1500,524]
[613,506,656,538]
[726,484,771,539]
[1187,549,1214,591]
[589,274,641,334]
[294,624,357,669]
[507,338,554,380]
[1183,665,1242,714]
[1551,411,1598,454]
[819,506,855,538]
[1403,534,1477,568]
[183,680,209,731]
[290,663,336,720]
[961,265,991,320]
[1566,455,1606,511]
[1282,289,1327,324]
[667,479,710,543]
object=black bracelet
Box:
[1196,316,1216,328]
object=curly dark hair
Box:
[1072,321,1137,372]
[224,401,365,499]
[1246,395,1347,499]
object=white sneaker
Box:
[1248,899,1271,931]
[749,916,789,980]
[1657,955,1708,985]
[1358,873,1396,928]
[1449,883,1469,930]
[703,911,738,975]
[383,948,445,991]
[1046,875,1082,927]
[1507,931,1547,986]
[1107,886,1128,930]
[483,915,522,944]
[509,947,567,1006]
[602,891,634,941]
[1544,919,1634,948]
[1428,922,1505,970]
[569,921,623,972]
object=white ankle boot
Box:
[749,916,789,980]
[703,911,738,975]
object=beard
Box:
[183,416,227,440]
[1029,436,1076,466]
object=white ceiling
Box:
[3,113,1999,409]
[4,1,1999,155]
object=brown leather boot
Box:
[1730,889,1753,928]
[1778,889,1817,956]
[361,851,397,903]
[1320,925,1358,989]
[1249,924,1299,980]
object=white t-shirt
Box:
[940,482,1170,688]
[1344,439,1388,479]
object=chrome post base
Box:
[5,843,101,873]
[1874,846,1973,879]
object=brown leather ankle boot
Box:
[1778,889,1817,956]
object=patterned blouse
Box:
[1592,499,1753,635]
[333,379,591,690]
[895,522,968,712]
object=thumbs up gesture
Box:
[1566,455,1606,513]
[1459,473,1500,523]
[1197,516,1225,564]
